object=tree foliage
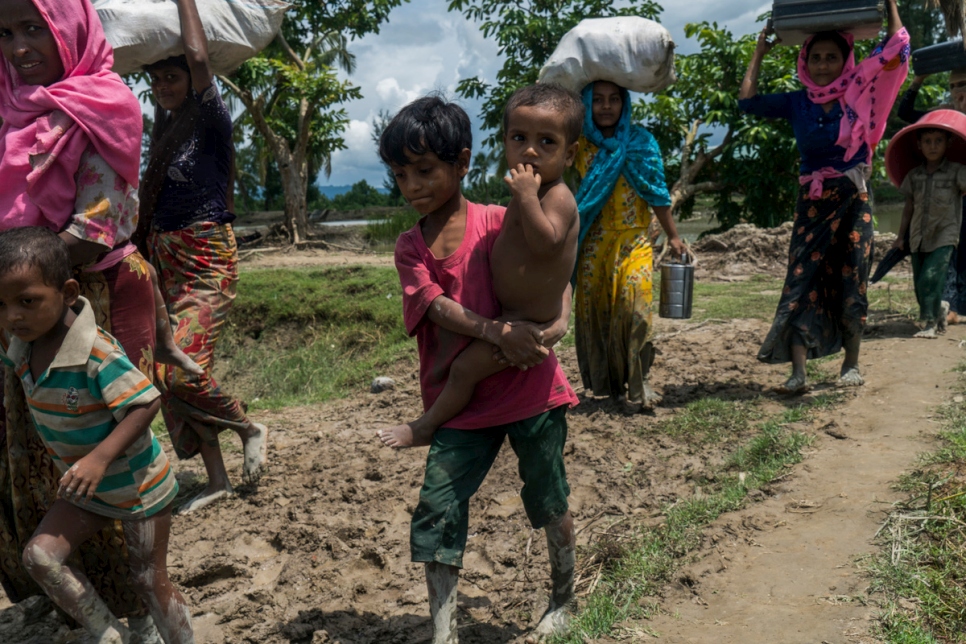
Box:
[448,0,662,149]
[220,0,405,242]
[636,21,803,230]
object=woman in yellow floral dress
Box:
[573,80,684,411]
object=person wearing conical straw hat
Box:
[888,112,966,337]
[899,68,966,326]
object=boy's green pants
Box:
[912,245,955,321]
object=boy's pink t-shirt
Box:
[394,201,578,430]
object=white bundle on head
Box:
[538,16,676,95]
[93,0,290,76]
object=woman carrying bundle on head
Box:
[136,0,268,515]
[739,0,910,394]
[571,80,685,413]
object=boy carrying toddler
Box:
[0,227,194,644]
[374,86,581,643]
[378,83,583,450]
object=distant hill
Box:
[318,184,388,198]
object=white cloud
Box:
[313,2,775,187]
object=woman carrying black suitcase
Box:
[739,0,910,394]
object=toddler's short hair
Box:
[502,84,585,145]
[0,227,72,289]
[379,94,472,167]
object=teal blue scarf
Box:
[574,84,671,253]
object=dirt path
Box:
[639,327,965,643]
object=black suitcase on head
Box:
[772,0,884,46]
[913,40,966,75]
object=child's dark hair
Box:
[917,127,953,141]
[502,84,585,145]
[379,94,472,167]
[143,55,191,75]
[805,31,851,61]
[0,227,72,289]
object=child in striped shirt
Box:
[0,227,194,644]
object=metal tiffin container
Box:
[659,252,694,320]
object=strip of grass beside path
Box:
[217,265,412,410]
[864,364,966,642]
[550,395,839,643]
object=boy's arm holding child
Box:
[505,165,577,258]
[426,295,550,368]
[58,398,161,503]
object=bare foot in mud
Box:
[775,374,809,395]
[837,366,864,387]
[642,384,663,410]
[154,341,204,376]
[914,324,939,339]
[176,485,234,515]
[376,423,433,449]
[242,423,269,485]
[524,603,572,643]
[939,303,950,333]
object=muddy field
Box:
[0,227,920,643]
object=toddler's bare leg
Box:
[426,562,459,644]
[22,500,130,644]
[148,263,203,376]
[378,340,505,449]
[122,509,194,644]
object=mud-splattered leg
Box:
[526,512,575,643]
[22,500,130,644]
[777,337,809,394]
[426,562,458,644]
[837,331,864,387]
[128,614,163,644]
[123,509,194,644]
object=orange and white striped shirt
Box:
[0,297,176,519]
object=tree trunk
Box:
[279,159,309,243]
[218,74,309,245]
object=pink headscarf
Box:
[797,28,911,164]
[0,0,142,233]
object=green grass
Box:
[552,400,821,643]
[216,265,413,410]
[864,363,966,642]
[365,208,422,246]
[683,274,785,321]
[651,397,763,444]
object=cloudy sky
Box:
[320,0,772,188]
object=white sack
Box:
[538,16,676,95]
[93,0,290,76]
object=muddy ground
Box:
[0,227,928,643]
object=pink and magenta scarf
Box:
[797,28,911,166]
[0,0,142,233]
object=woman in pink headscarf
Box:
[0,0,189,639]
[738,0,910,394]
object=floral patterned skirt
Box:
[574,219,656,404]
[149,222,249,460]
[0,252,155,615]
[758,177,874,364]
